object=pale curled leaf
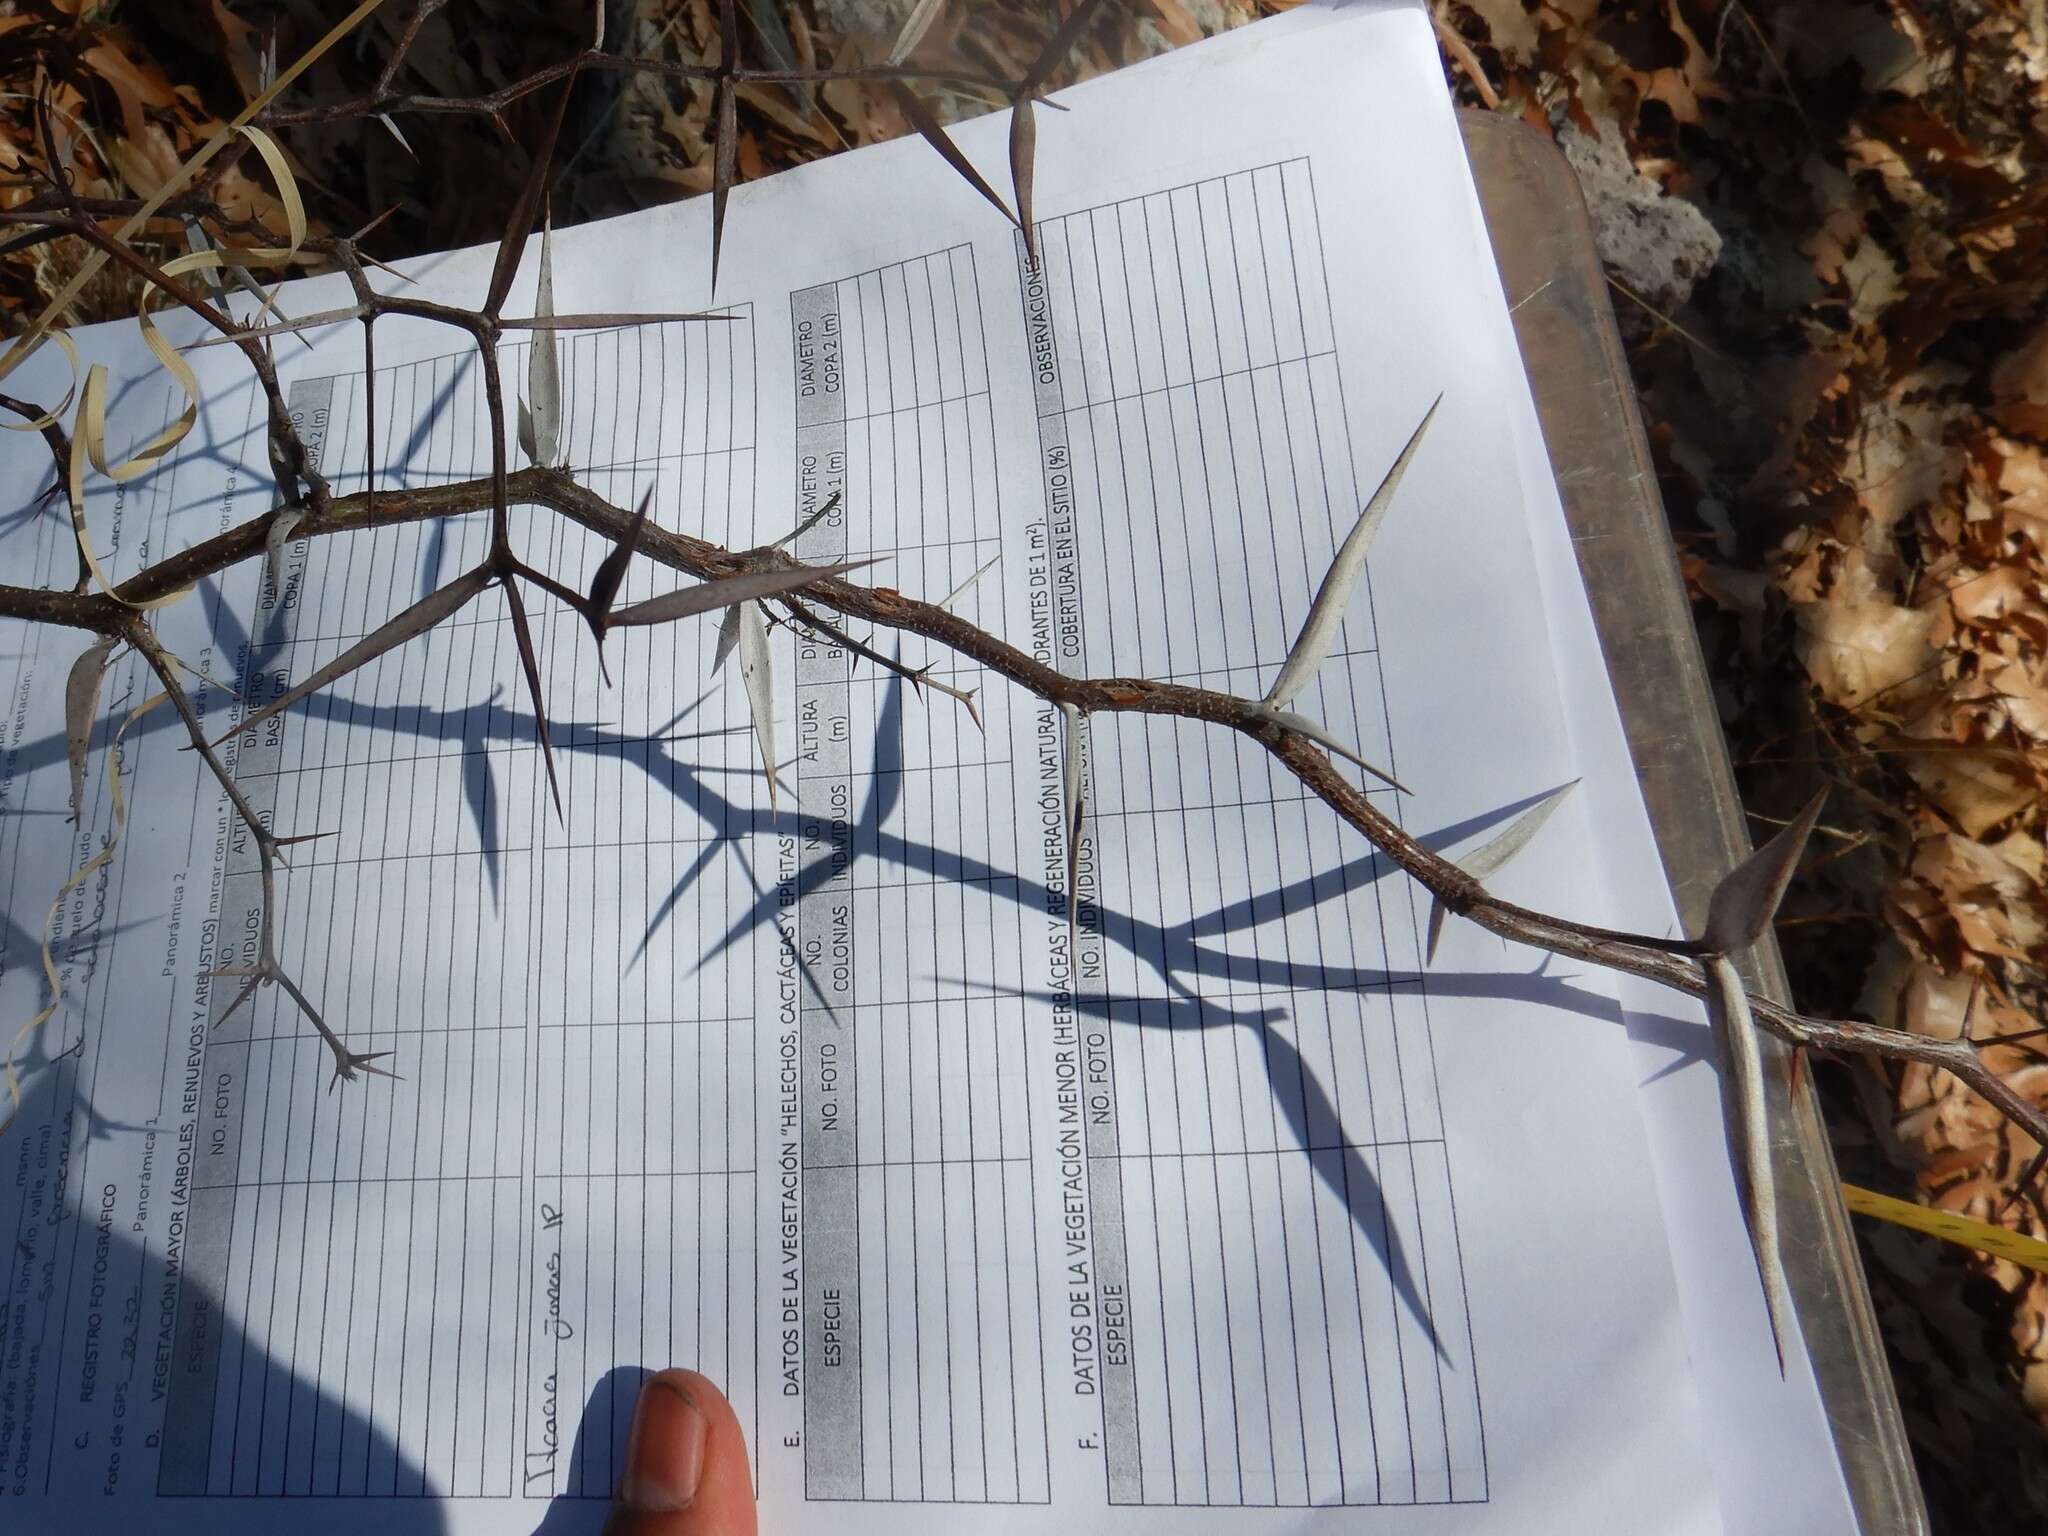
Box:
[1425,780,1581,963]
[68,370,194,611]
[737,601,777,807]
[235,126,307,258]
[526,211,563,468]
[1703,791,1825,954]
[0,330,79,434]
[82,243,307,492]
[1265,398,1440,708]
[607,558,874,629]
[0,0,387,386]
[1704,954,1793,1372]
[213,565,492,746]
[64,637,117,821]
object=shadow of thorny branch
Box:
[0,0,2032,1382]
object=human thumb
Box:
[602,1369,757,1536]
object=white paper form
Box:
[1246,8,1859,1528]
[0,5,1756,1531]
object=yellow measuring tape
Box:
[1840,1182,2048,1276]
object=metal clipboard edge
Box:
[1457,109,1926,1534]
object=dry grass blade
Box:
[1266,398,1439,708]
[523,208,562,468]
[737,600,777,807]
[212,564,491,747]
[63,636,116,821]
[886,0,949,63]
[1705,953,1793,1372]
[1703,791,1825,954]
[1426,781,1580,961]
[743,0,798,87]
[890,83,1017,230]
[1020,0,1113,97]
[485,76,575,320]
[607,558,874,628]
[1010,97,1038,268]
[0,0,389,384]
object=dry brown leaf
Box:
[1900,747,2038,839]
[1910,833,2048,962]
[1993,832,2048,885]
[1900,961,1976,1040]
[1947,565,2044,626]
[1995,437,2048,520]
[1843,388,1965,532]
[1986,658,2048,741]
[1794,596,1938,709]
[81,40,174,147]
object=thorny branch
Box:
[0,0,2036,1361]
[5,459,2040,1146]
